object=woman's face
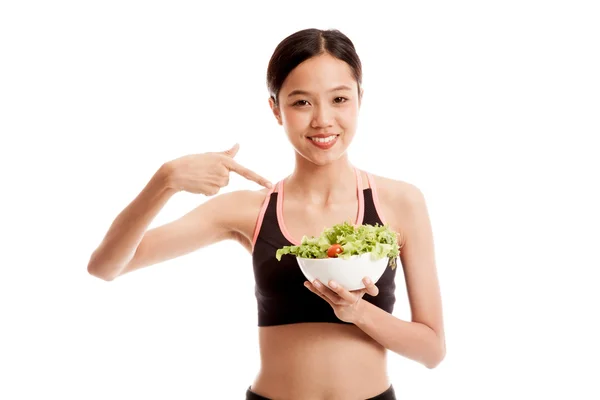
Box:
[270,53,361,166]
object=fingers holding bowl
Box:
[305,280,339,305]
[362,277,379,297]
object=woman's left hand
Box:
[304,277,379,324]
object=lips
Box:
[307,134,339,150]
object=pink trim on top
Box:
[366,172,387,225]
[355,167,365,226]
[277,167,365,246]
[251,185,276,252]
[276,179,300,245]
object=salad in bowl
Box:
[276,221,401,290]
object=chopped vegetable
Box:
[275,221,401,263]
[327,244,343,258]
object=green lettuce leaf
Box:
[275,221,401,267]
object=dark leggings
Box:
[246,384,396,400]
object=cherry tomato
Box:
[327,244,343,258]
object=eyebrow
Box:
[287,85,353,98]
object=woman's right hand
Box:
[164,143,273,196]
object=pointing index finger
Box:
[225,158,273,189]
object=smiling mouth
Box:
[308,134,339,143]
[307,134,340,149]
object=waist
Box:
[251,323,390,399]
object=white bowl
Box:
[296,253,389,291]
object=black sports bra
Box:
[251,167,398,327]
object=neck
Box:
[284,152,358,206]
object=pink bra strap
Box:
[354,166,365,225]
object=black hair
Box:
[266,28,362,107]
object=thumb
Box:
[221,143,240,158]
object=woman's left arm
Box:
[355,184,446,369]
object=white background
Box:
[1,0,599,399]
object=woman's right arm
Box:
[87,144,271,281]
[87,164,178,281]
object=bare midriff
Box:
[250,323,391,399]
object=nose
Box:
[311,102,334,129]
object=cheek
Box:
[339,106,358,127]
[282,109,311,130]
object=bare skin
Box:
[88,53,445,399]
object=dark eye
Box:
[334,97,348,104]
[293,100,309,107]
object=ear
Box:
[268,97,283,125]
[358,87,364,108]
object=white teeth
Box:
[310,135,337,143]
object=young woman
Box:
[88,28,446,400]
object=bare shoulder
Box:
[368,173,425,211]
[216,186,271,209]
[216,187,273,251]
[366,173,427,245]
[368,173,422,201]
